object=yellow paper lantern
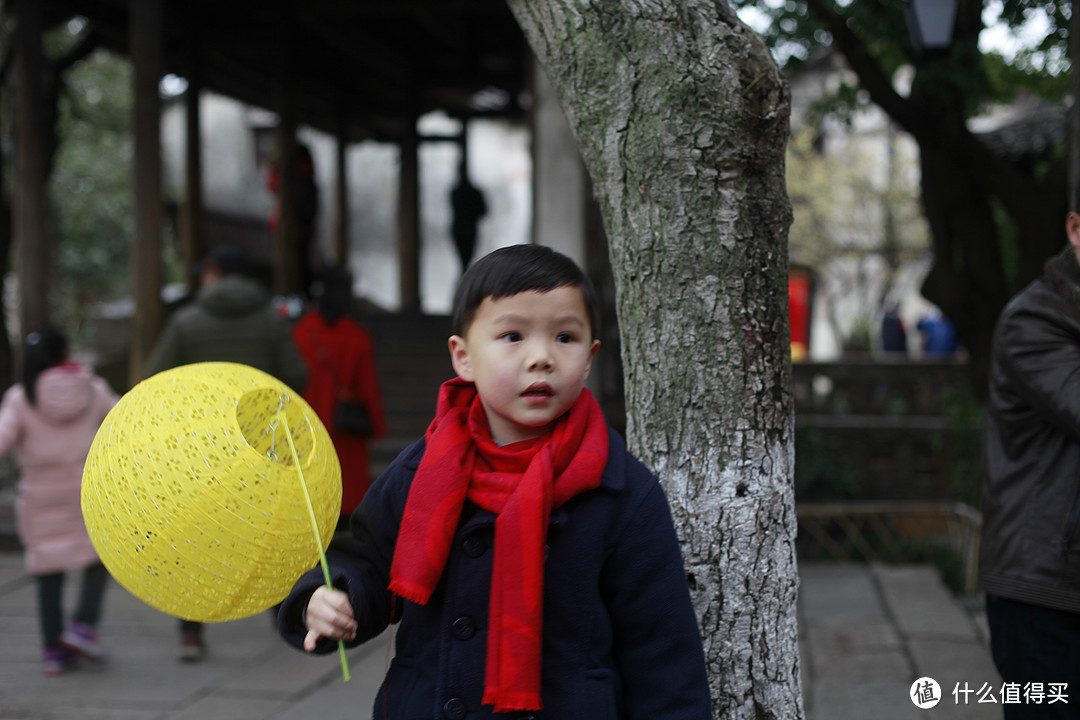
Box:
[81,362,341,622]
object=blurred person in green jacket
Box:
[142,245,308,662]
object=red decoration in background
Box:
[788,268,812,361]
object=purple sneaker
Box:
[61,622,106,662]
[43,647,77,676]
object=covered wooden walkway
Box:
[10,0,529,382]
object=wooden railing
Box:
[792,357,970,417]
[797,501,982,594]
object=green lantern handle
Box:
[277,405,351,682]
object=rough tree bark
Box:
[507,2,800,718]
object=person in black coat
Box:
[981,209,1080,719]
[278,245,710,719]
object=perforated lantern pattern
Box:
[82,362,341,622]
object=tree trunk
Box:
[507,2,801,718]
[916,128,1008,401]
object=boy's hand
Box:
[303,586,358,652]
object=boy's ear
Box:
[584,339,600,378]
[448,335,475,381]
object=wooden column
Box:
[274,95,300,295]
[129,0,164,384]
[333,114,349,268]
[181,68,205,291]
[14,0,49,335]
[397,125,421,312]
[271,6,301,296]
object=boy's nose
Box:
[526,341,554,371]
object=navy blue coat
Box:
[279,428,711,720]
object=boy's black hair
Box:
[452,244,601,338]
[23,325,68,406]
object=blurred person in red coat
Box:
[293,268,386,529]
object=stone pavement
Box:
[0,552,1004,720]
[801,563,1001,720]
[0,550,387,720]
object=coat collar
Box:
[1044,245,1080,307]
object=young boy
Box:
[278,244,711,719]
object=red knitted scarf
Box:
[389,377,609,712]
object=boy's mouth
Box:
[522,382,554,397]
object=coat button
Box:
[463,534,486,558]
[452,616,477,640]
[443,697,467,720]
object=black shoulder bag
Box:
[311,330,373,436]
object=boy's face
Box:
[449,286,600,446]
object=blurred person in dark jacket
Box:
[981,208,1080,719]
[880,302,907,355]
[449,159,487,271]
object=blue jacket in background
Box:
[279,428,711,720]
[917,313,959,357]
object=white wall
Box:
[161,93,532,313]
[531,66,587,269]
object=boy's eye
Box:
[556,332,575,343]
[501,332,522,342]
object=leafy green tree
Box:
[737,0,1070,395]
[50,47,132,339]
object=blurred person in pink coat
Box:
[0,326,119,675]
